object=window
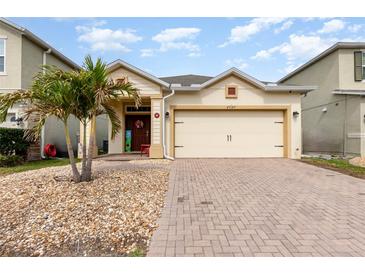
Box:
[0,38,5,73]
[125,105,151,113]
[362,52,365,80]
[354,51,365,81]
[225,85,238,98]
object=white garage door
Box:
[174,110,284,158]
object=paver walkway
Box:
[148,158,365,256]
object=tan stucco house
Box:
[82,59,315,159]
[0,18,80,157]
[279,42,365,157]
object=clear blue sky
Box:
[8,17,365,81]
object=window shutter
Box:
[354,51,362,81]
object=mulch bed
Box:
[0,165,169,256]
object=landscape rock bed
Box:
[0,164,169,256]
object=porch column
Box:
[108,101,125,154]
[149,97,164,158]
[78,119,98,159]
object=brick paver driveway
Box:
[148,158,365,257]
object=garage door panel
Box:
[174,110,284,158]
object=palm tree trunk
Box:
[64,121,80,183]
[84,115,96,181]
[80,120,87,180]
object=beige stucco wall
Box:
[44,115,79,156]
[21,36,79,155]
[21,37,43,89]
[165,75,302,159]
[107,66,163,156]
[108,66,162,97]
[282,49,362,156]
[283,50,347,155]
[0,22,22,89]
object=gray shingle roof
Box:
[160,74,213,87]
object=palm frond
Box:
[102,104,121,139]
[0,89,32,122]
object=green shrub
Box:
[0,154,24,167]
[0,127,30,157]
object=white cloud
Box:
[140,48,155,57]
[274,20,293,34]
[348,24,362,33]
[152,27,200,43]
[76,22,142,52]
[318,19,345,33]
[252,34,334,62]
[219,17,286,47]
[224,58,248,70]
[147,27,202,57]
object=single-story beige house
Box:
[81,60,316,159]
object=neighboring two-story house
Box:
[279,42,365,157]
[0,18,80,158]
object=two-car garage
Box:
[172,108,288,158]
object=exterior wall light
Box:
[15,117,23,126]
[165,111,170,118]
[322,107,327,113]
[293,111,299,118]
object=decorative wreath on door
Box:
[135,120,144,129]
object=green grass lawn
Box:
[301,157,365,178]
[0,158,77,176]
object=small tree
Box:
[0,66,81,181]
[77,56,140,181]
[0,56,140,182]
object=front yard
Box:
[0,161,169,256]
[0,158,78,176]
[301,157,365,179]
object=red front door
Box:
[125,115,151,151]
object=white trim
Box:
[162,88,175,160]
[200,67,266,89]
[107,59,170,88]
[333,90,365,96]
[106,59,316,94]
[0,87,21,90]
[0,37,6,74]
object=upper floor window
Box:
[0,38,5,73]
[354,51,365,81]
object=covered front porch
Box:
[79,96,164,159]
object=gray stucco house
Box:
[0,18,80,157]
[279,42,365,157]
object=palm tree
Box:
[78,55,140,181]
[0,56,140,182]
[0,66,81,182]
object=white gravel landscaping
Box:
[0,161,169,256]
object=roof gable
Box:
[200,67,266,89]
[107,59,169,88]
[0,17,80,70]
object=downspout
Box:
[40,48,52,158]
[343,94,347,157]
[162,85,175,160]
